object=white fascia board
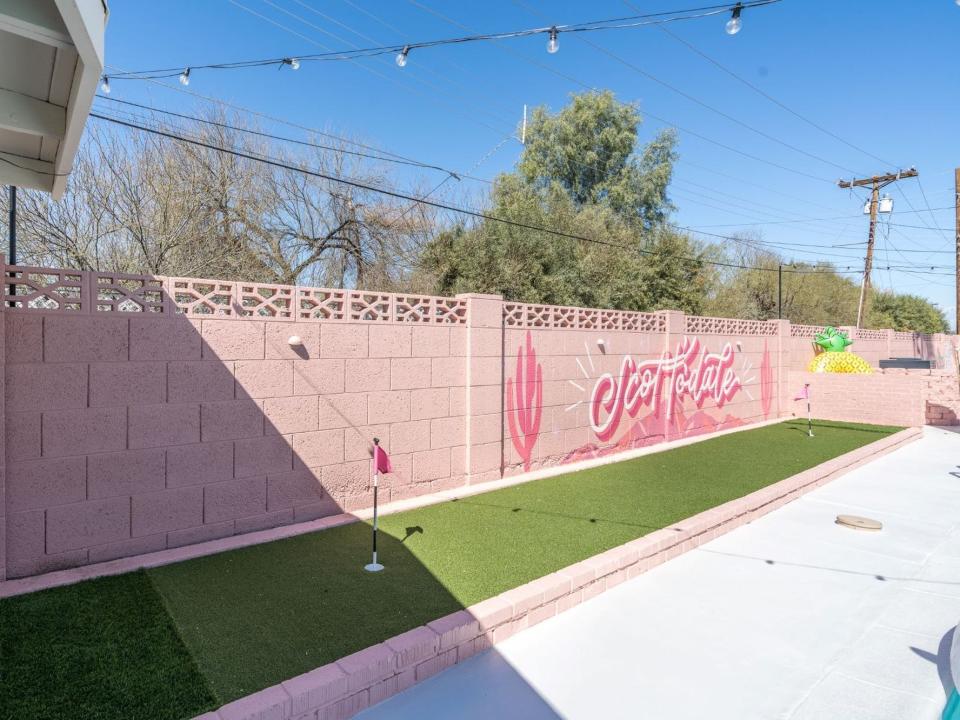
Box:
[50,0,106,198]
[0,151,55,192]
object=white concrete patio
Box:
[359,425,960,719]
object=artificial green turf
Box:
[0,419,901,717]
[146,419,900,702]
[0,571,216,720]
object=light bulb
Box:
[289,57,300,70]
[725,3,743,35]
[101,76,110,94]
[179,68,190,86]
[547,27,559,54]
[396,46,409,67]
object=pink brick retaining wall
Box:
[0,260,948,581]
[785,367,960,428]
[193,426,921,720]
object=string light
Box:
[100,76,110,94]
[106,2,777,84]
[725,2,743,34]
[547,27,560,54]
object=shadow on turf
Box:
[1,312,566,720]
[784,420,899,435]
[450,497,671,533]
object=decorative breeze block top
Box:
[503,302,665,332]
[684,315,778,336]
[790,324,824,338]
[4,263,468,324]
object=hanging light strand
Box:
[102,0,779,85]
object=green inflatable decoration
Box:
[807,326,872,374]
[814,326,853,353]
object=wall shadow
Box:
[0,306,561,720]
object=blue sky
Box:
[101,1,959,324]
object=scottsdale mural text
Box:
[506,333,770,470]
[590,337,742,441]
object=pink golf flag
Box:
[793,385,810,401]
[373,444,391,474]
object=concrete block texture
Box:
[204,476,267,523]
[131,317,201,361]
[132,487,203,537]
[46,497,130,554]
[41,407,126,457]
[89,362,166,407]
[6,362,87,412]
[2,281,945,584]
[202,319,264,360]
[7,456,85,512]
[129,403,200,449]
[87,449,166,499]
[166,441,234,487]
[44,316,128,362]
[5,314,42,363]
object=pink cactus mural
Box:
[506,330,543,471]
[760,339,773,418]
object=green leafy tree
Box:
[706,242,861,325]
[869,291,949,333]
[517,90,676,229]
[420,90,710,311]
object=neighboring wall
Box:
[784,367,960,429]
[0,261,947,581]
[784,371,926,428]
[786,324,943,372]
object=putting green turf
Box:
[0,420,900,717]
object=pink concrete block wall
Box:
[2,308,470,580]
[783,370,925,427]
[0,260,950,581]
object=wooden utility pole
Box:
[955,168,959,334]
[838,168,918,327]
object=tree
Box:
[419,90,710,311]
[869,291,949,333]
[706,239,861,325]
[517,90,676,229]
[2,112,433,290]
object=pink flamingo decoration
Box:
[506,330,543,471]
[760,339,773,418]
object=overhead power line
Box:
[97,95,898,258]
[409,0,836,187]
[95,94,481,182]
[648,11,894,168]
[90,110,930,278]
[513,0,862,177]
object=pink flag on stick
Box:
[793,385,810,401]
[373,444,391,474]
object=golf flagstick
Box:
[365,438,388,572]
[806,383,814,437]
